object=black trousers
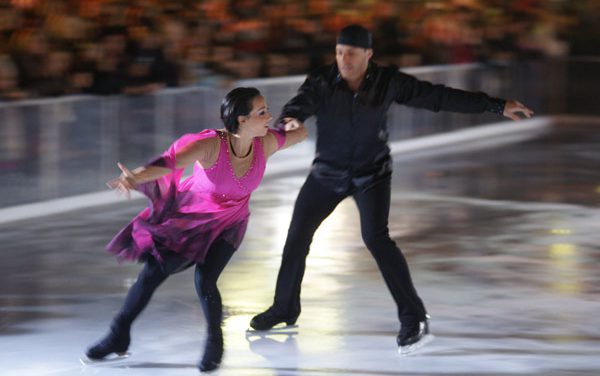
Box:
[272,173,427,324]
[113,239,236,336]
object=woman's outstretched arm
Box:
[106,137,218,197]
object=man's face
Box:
[335,44,373,82]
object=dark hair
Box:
[220,87,261,133]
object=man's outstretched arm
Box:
[394,71,533,121]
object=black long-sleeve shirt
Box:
[279,62,506,192]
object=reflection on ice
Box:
[1,121,600,375]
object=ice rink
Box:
[1,118,599,376]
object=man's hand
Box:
[504,100,534,121]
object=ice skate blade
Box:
[398,334,434,356]
[80,352,131,365]
[246,324,298,335]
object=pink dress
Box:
[107,128,286,263]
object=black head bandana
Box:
[336,24,372,49]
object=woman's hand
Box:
[106,162,138,199]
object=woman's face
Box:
[239,95,272,137]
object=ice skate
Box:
[397,318,434,355]
[83,323,131,362]
[198,335,223,372]
[249,307,298,331]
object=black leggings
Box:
[272,173,427,324]
[114,239,236,336]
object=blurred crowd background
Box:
[0,0,599,101]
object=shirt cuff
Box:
[486,98,506,115]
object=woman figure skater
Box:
[85,87,307,372]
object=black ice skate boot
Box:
[85,320,131,360]
[197,290,225,372]
[249,307,297,331]
[397,317,433,355]
[198,328,224,372]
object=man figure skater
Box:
[250,24,533,354]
